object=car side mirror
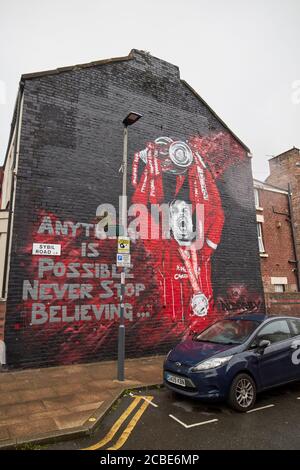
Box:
[258,339,271,352]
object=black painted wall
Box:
[4,50,264,369]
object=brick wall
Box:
[266,148,300,264]
[267,148,300,190]
[4,50,264,369]
[265,292,300,316]
[257,187,298,292]
[263,149,300,317]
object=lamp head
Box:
[123,112,142,127]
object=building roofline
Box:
[3,53,135,169]
[268,146,300,161]
[21,51,134,81]
[20,50,250,154]
[254,178,288,194]
[2,50,250,167]
[181,80,251,154]
[1,83,24,171]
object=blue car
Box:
[164,314,300,411]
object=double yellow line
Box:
[83,395,153,451]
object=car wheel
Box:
[228,373,256,412]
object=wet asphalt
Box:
[46,381,300,450]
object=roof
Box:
[21,51,134,81]
[253,178,288,195]
[268,146,300,161]
[19,49,250,154]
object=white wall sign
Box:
[116,253,131,267]
[271,277,288,285]
[118,237,130,254]
[32,243,61,256]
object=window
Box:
[254,188,260,208]
[257,223,265,253]
[274,284,285,293]
[257,320,291,344]
[289,318,300,336]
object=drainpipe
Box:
[1,82,24,299]
[0,340,6,366]
[288,183,300,292]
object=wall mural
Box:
[131,135,225,330]
[131,134,263,326]
[8,131,264,367]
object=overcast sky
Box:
[1,0,299,180]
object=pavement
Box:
[0,355,164,449]
[48,381,300,450]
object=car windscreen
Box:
[195,319,260,345]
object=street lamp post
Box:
[118,112,142,382]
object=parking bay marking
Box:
[129,392,159,408]
[169,414,218,429]
[107,398,152,450]
[105,395,300,448]
[82,396,143,450]
[246,404,275,414]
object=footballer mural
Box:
[131,135,224,329]
[129,132,263,336]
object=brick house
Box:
[266,147,300,261]
[255,147,300,315]
[254,179,298,290]
[0,50,264,369]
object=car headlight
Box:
[191,356,233,372]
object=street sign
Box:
[32,243,61,256]
[116,253,131,267]
[117,237,130,254]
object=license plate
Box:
[166,373,186,387]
